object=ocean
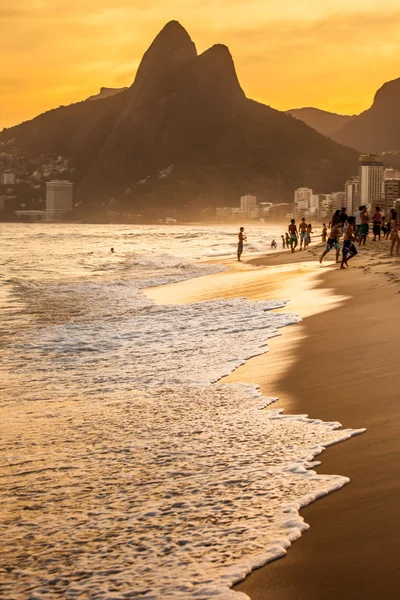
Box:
[0,223,359,599]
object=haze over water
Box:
[0,224,360,599]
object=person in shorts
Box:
[237,227,247,261]
[372,206,382,241]
[299,218,307,250]
[354,205,362,240]
[319,223,342,264]
[288,219,298,254]
[341,216,358,269]
[359,206,369,246]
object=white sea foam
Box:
[0,223,363,599]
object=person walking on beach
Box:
[299,218,307,250]
[341,216,358,269]
[389,209,400,257]
[322,223,327,242]
[359,206,369,246]
[319,223,342,264]
[281,235,286,249]
[354,205,362,241]
[285,232,290,249]
[288,219,298,254]
[329,209,341,229]
[305,223,313,248]
[372,206,382,241]
[237,227,247,261]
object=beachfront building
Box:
[309,194,320,215]
[294,187,313,214]
[384,168,400,180]
[240,195,257,217]
[329,191,345,212]
[345,177,360,215]
[216,207,245,220]
[46,180,73,219]
[383,179,400,215]
[2,171,15,185]
[359,154,383,212]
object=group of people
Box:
[319,205,400,267]
[237,205,400,264]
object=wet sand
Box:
[147,241,400,599]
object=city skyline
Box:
[2,1,400,129]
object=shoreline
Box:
[146,241,400,599]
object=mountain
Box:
[330,78,400,153]
[86,87,127,102]
[287,107,355,137]
[1,21,359,211]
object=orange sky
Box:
[1,0,400,129]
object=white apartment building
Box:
[384,168,400,180]
[46,180,73,218]
[2,172,15,185]
[359,154,383,211]
[309,194,320,214]
[344,177,360,215]
[240,195,257,216]
[294,187,313,213]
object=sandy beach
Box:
[146,239,400,599]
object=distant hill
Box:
[287,107,355,137]
[86,87,127,102]
[1,21,359,211]
[330,78,400,153]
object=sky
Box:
[1,0,400,129]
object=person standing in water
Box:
[281,235,286,249]
[288,219,298,254]
[271,240,277,249]
[237,227,247,261]
[299,218,307,250]
[341,216,358,269]
[321,223,327,242]
[285,232,290,249]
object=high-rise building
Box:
[240,195,257,216]
[309,194,320,214]
[294,187,313,213]
[344,177,360,215]
[384,168,400,180]
[359,154,383,211]
[330,191,346,212]
[46,180,73,218]
[2,172,15,185]
[383,179,400,214]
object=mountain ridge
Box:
[330,77,400,152]
[287,107,355,137]
[1,21,359,211]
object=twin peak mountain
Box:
[3,21,360,209]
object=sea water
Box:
[0,223,361,599]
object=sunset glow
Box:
[1,0,400,128]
